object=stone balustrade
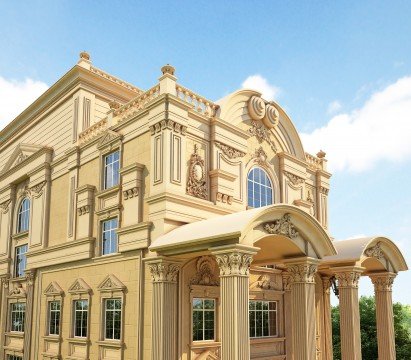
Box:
[176,84,219,117]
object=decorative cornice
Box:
[123,187,139,200]
[190,256,219,286]
[186,145,207,200]
[283,171,305,186]
[248,121,277,153]
[364,242,385,260]
[370,273,396,292]
[334,271,362,288]
[148,261,181,283]
[263,213,299,239]
[215,141,245,159]
[286,263,318,284]
[149,119,187,135]
[215,251,254,277]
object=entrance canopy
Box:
[150,204,337,262]
[322,236,408,274]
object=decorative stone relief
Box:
[248,96,266,120]
[335,271,361,288]
[215,251,253,276]
[263,213,299,239]
[16,152,29,165]
[215,141,245,159]
[190,256,219,286]
[283,171,305,186]
[9,283,26,297]
[287,263,318,284]
[370,274,396,292]
[148,262,181,283]
[44,281,64,296]
[77,205,90,216]
[0,199,11,213]
[17,185,31,199]
[248,121,277,153]
[186,145,207,200]
[123,187,139,200]
[364,242,384,260]
[282,273,292,291]
[0,277,9,289]
[250,274,281,290]
[98,274,126,292]
[30,181,47,198]
[262,103,280,129]
[149,119,187,135]
[251,146,269,167]
[216,192,232,205]
[26,270,35,287]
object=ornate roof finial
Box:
[79,51,90,61]
[317,150,326,159]
[161,64,175,76]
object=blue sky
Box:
[0,1,410,304]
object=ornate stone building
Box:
[0,53,407,360]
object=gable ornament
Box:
[186,145,207,200]
[263,213,299,239]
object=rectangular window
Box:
[15,245,28,278]
[249,300,278,338]
[74,300,88,338]
[102,218,118,255]
[7,356,23,360]
[192,298,215,342]
[48,301,61,336]
[103,151,120,189]
[10,302,26,332]
[105,298,122,340]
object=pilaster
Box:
[322,276,333,360]
[23,269,36,360]
[282,273,293,360]
[334,267,364,360]
[212,244,258,360]
[0,276,10,357]
[370,273,397,360]
[285,258,319,360]
[147,257,182,360]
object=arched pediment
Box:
[216,89,306,160]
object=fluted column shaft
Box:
[334,267,364,360]
[286,258,319,360]
[148,258,181,360]
[212,244,258,360]
[282,274,293,360]
[370,273,397,360]
[322,276,333,360]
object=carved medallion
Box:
[186,145,207,200]
[263,213,299,239]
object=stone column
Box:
[23,269,36,360]
[334,267,364,360]
[370,273,397,360]
[322,276,333,360]
[147,258,181,360]
[285,258,319,360]
[282,273,293,360]
[212,244,258,360]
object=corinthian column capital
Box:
[211,244,258,277]
[285,258,319,284]
[147,258,182,283]
[334,267,364,288]
[370,272,396,292]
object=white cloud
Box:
[0,76,48,131]
[242,75,280,101]
[327,100,342,114]
[301,76,411,172]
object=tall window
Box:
[15,244,28,278]
[249,300,278,338]
[104,299,122,340]
[48,301,61,336]
[102,218,118,255]
[74,300,88,338]
[17,198,30,233]
[10,303,26,332]
[192,298,215,341]
[103,151,120,189]
[247,167,273,208]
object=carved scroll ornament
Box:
[264,213,299,239]
[215,141,245,159]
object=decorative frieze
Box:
[286,263,318,284]
[186,145,207,200]
[215,251,254,276]
[248,121,277,153]
[215,141,246,159]
[283,171,305,186]
[190,256,219,286]
[263,213,299,239]
[365,242,385,260]
[149,119,187,135]
[148,262,181,283]
[123,187,139,200]
[334,271,361,288]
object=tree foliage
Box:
[332,296,411,360]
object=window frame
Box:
[247,167,274,209]
[9,302,26,333]
[191,297,216,343]
[73,299,89,338]
[47,300,62,336]
[249,300,279,339]
[101,217,118,256]
[14,244,28,278]
[103,150,120,190]
[16,197,30,234]
[103,298,122,341]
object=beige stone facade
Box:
[0,53,407,360]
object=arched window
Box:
[247,167,273,208]
[17,198,30,233]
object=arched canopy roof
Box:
[150,204,336,261]
[322,236,408,274]
[216,89,306,160]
